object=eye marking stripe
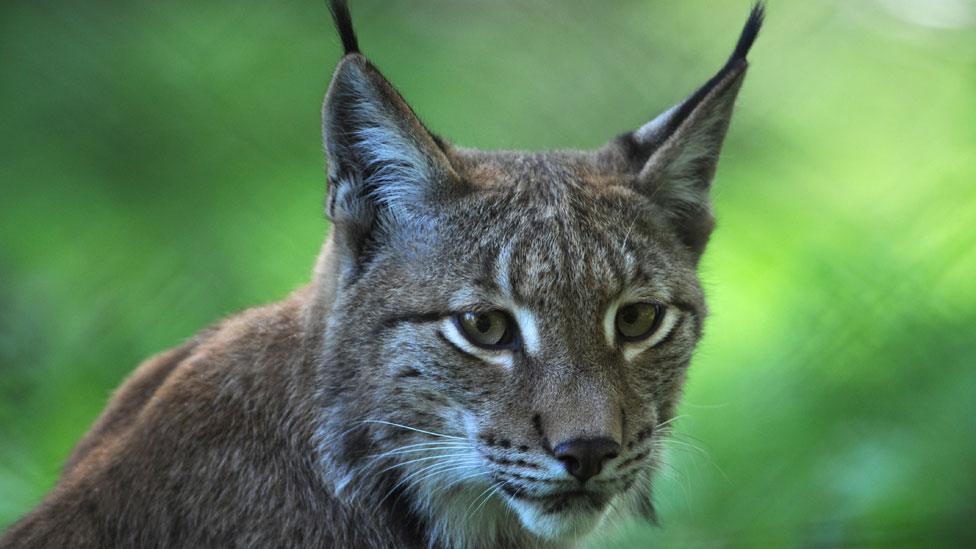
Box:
[381,311,451,327]
[436,330,469,357]
[654,313,685,349]
[512,306,540,355]
[603,301,618,348]
[670,301,698,314]
[494,240,516,296]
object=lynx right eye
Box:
[455,311,518,349]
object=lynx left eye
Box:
[456,311,518,349]
[615,303,663,342]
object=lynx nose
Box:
[553,437,621,483]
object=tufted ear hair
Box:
[615,4,763,257]
[323,1,461,273]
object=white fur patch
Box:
[506,496,609,542]
[494,240,516,295]
[603,300,619,348]
[512,306,540,355]
[634,103,680,143]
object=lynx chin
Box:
[3,1,763,547]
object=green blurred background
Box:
[1,0,974,545]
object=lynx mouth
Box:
[499,485,610,515]
[499,485,613,541]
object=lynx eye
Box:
[455,311,517,349]
[615,303,663,342]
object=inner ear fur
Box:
[322,54,460,220]
[321,53,463,278]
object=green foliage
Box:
[1,0,973,544]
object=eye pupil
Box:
[475,315,492,333]
[621,307,639,324]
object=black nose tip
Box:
[553,437,621,483]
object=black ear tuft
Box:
[729,3,764,65]
[655,3,764,153]
[328,0,360,55]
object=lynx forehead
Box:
[3,2,762,547]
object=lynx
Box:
[3,1,762,547]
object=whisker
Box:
[463,481,502,523]
[364,443,472,462]
[375,453,476,475]
[409,461,486,495]
[620,210,642,251]
[660,438,709,459]
[668,429,709,447]
[497,476,525,500]
[316,421,372,450]
[652,429,732,500]
[430,469,491,497]
[471,482,504,519]
[661,433,729,483]
[376,458,481,506]
[373,440,471,453]
[655,415,688,430]
[361,420,464,440]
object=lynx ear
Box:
[323,56,459,219]
[322,1,460,268]
[619,4,763,256]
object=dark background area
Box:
[2,0,974,545]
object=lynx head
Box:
[315,1,762,545]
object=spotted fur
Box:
[3,2,762,547]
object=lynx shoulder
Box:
[3,2,762,547]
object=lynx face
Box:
[316,1,762,544]
[326,154,705,540]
